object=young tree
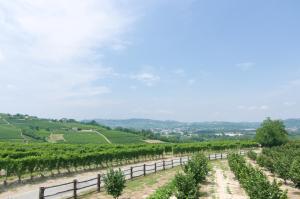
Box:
[183,153,209,184]
[174,172,199,199]
[255,118,288,147]
[104,169,126,199]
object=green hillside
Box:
[0,113,145,144]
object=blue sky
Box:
[0,0,300,122]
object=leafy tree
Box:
[289,157,300,188]
[104,169,126,199]
[183,153,209,184]
[174,172,199,199]
[255,118,288,147]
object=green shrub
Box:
[289,158,300,188]
[184,153,209,184]
[174,172,199,199]
[247,150,257,160]
[103,169,126,199]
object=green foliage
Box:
[289,157,300,188]
[228,154,287,199]
[104,169,126,199]
[247,150,257,160]
[0,125,23,140]
[174,172,199,199]
[256,142,300,186]
[183,153,209,184]
[147,180,176,199]
[255,118,288,147]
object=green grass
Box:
[63,131,109,144]
[0,125,23,140]
[101,130,145,144]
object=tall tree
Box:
[255,118,288,147]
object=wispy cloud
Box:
[238,105,269,111]
[131,72,160,86]
[236,62,255,71]
[0,0,137,114]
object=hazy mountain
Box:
[94,118,300,131]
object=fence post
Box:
[130,167,133,179]
[97,174,101,192]
[215,153,217,159]
[163,160,165,170]
[73,179,77,199]
[208,155,210,160]
[171,159,174,168]
[221,153,223,159]
[154,163,157,173]
[143,164,146,176]
[180,157,182,165]
[39,187,45,199]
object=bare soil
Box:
[200,160,248,199]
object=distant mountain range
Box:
[94,118,300,131]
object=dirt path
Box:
[200,160,248,199]
[82,167,180,199]
[246,158,300,199]
[93,131,111,144]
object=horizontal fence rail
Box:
[39,151,246,199]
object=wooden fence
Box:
[39,151,245,199]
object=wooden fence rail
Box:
[39,151,246,199]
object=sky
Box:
[0,0,300,122]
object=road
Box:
[1,152,244,199]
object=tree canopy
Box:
[255,118,288,147]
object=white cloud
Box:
[283,102,296,107]
[131,72,160,86]
[238,105,269,111]
[0,0,137,114]
[236,62,255,71]
[0,50,4,63]
[187,79,196,85]
[173,69,185,76]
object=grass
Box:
[101,130,145,144]
[63,131,109,144]
[0,125,23,140]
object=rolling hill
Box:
[0,113,145,144]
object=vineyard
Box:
[0,140,257,185]
[0,113,145,144]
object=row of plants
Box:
[249,142,300,188]
[0,140,257,183]
[148,153,210,199]
[228,153,287,199]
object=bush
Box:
[174,172,199,199]
[103,169,126,199]
[184,153,209,184]
[247,150,257,160]
[289,158,300,188]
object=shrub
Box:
[174,172,199,199]
[247,150,257,161]
[184,153,209,184]
[289,158,300,188]
[103,169,126,199]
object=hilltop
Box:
[0,113,145,144]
